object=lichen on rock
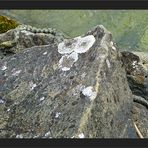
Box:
[58,35,96,71]
[58,52,78,71]
[58,38,78,54]
[73,35,96,53]
[82,86,97,101]
[58,35,95,54]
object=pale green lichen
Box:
[82,86,97,101]
[58,35,96,71]
[59,52,78,71]
[58,35,95,54]
[73,35,95,53]
[58,38,77,54]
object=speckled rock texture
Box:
[121,51,148,137]
[0,25,137,138]
[0,26,65,59]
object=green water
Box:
[1,10,148,51]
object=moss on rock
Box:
[0,15,20,33]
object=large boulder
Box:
[0,25,136,138]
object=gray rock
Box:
[132,102,148,138]
[0,26,66,59]
[121,51,148,137]
[0,25,136,138]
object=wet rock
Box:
[0,25,136,138]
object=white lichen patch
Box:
[112,46,116,51]
[58,35,95,71]
[106,59,111,69]
[43,51,47,55]
[55,112,61,118]
[1,65,7,71]
[58,38,77,54]
[132,61,137,67]
[39,96,45,101]
[12,70,22,76]
[82,86,97,101]
[68,51,79,62]
[132,61,140,71]
[29,82,37,90]
[74,35,96,53]
[7,108,10,112]
[44,131,51,137]
[81,72,87,79]
[58,35,95,55]
[110,41,116,50]
[110,41,114,46]
[0,99,5,104]
[59,52,78,71]
[78,133,85,138]
[16,134,23,138]
[60,67,70,71]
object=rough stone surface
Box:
[0,25,137,138]
[132,103,148,138]
[0,26,66,59]
[121,51,148,137]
